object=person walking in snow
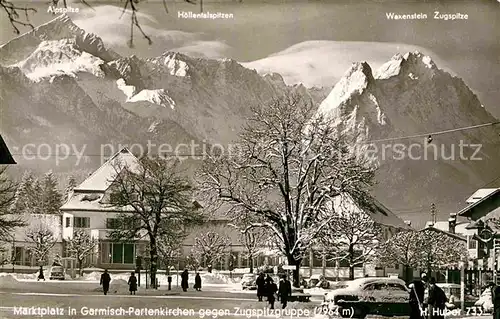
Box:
[100,269,111,295]
[194,272,202,291]
[37,265,45,281]
[278,274,292,309]
[128,272,137,295]
[256,273,265,301]
[181,269,189,292]
[264,276,278,309]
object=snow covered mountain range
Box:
[1,14,499,226]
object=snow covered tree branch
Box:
[192,231,230,272]
[198,92,377,286]
[0,167,25,242]
[65,229,98,276]
[229,219,270,273]
[107,156,204,287]
[315,194,383,280]
[25,215,59,270]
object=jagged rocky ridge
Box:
[0,14,325,173]
[316,52,500,225]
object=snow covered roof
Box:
[329,193,411,230]
[423,221,475,236]
[465,188,499,204]
[74,148,139,192]
[466,206,500,230]
[458,188,500,218]
[59,191,135,212]
[420,226,467,242]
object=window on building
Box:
[74,217,90,228]
[106,218,121,229]
[469,239,477,249]
[123,244,134,264]
[112,243,123,264]
[65,217,71,228]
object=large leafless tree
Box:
[191,230,230,272]
[0,167,25,245]
[25,215,59,270]
[65,229,98,276]
[107,156,203,287]
[198,93,376,286]
[316,194,383,280]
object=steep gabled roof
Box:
[0,135,16,164]
[74,148,139,192]
[330,193,412,230]
[420,226,467,242]
[458,188,500,218]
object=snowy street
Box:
[0,272,327,319]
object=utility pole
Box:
[430,203,436,224]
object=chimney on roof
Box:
[448,212,457,233]
[404,220,411,227]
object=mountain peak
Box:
[0,13,118,67]
[316,61,375,116]
[148,52,190,77]
[375,51,437,80]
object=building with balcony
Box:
[60,148,147,269]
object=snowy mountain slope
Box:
[316,51,500,226]
[0,14,119,66]
[13,38,105,82]
[0,14,324,172]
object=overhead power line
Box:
[367,121,500,143]
[5,121,500,158]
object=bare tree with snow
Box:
[316,195,383,280]
[198,93,376,286]
[25,215,59,270]
[157,225,185,273]
[0,167,25,244]
[417,228,468,276]
[191,231,230,273]
[376,229,422,283]
[107,156,204,288]
[65,229,98,276]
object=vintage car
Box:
[306,275,337,289]
[322,277,410,318]
[49,265,66,280]
[241,274,257,290]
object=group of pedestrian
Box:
[408,273,449,319]
[99,268,203,295]
[181,269,202,292]
[256,273,292,309]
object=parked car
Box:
[49,265,65,280]
[322,277,410,318]
[306,275,336,289]
[241,274,257,290]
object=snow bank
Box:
[93,278,129,294]
[0,274,19,288]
